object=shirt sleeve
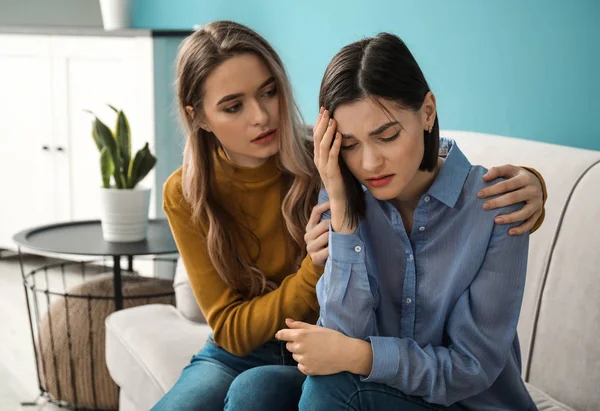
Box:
[163,174,323,357]
[318,188,332,222]
[362,218,530,406]
[315,189,378,338]
[316,229,378,338]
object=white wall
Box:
[0,0,102,27]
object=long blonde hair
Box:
[175,21,320,299]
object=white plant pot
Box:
[99,187,151,242]
[99,0,133,31]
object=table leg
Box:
[128,255,134,272]
[18,246,43,393]
[113,255,123,311]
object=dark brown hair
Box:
[319,32,439,226]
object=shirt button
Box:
[354,246,362,253]
[424,196,430,203]
[419,226,426,232]
[406,298,412,304]
[408,254,414,261]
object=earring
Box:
[428,125,433,133]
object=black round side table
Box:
[13,219,179,410]
[14,219,178,310]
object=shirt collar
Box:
[427,138,471,208]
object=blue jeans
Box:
[152,335,306,411]
[299,372,467,411]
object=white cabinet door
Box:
[0,35,57,249]
[52,36,156,221]
[0,34,158,250]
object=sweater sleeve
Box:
[163,172,323,356]
[521,166,547,233]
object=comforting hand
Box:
[276,319,372,376]
[478,165,545,235]
[305,202,330,266]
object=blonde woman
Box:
[153,21,546,411]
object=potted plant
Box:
[87,105,156,242]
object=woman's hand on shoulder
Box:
[478,164,544,235]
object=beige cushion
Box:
[525,163,600,411]
[118,390,138,411]
[173,258,206,323]
[526,383,576,411]
[105,304,211,411]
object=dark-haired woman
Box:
[277,32,538,411]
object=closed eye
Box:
[379,131,400,143]
[341,131,400,150]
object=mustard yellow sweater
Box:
[163,155,322,356]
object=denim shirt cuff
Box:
[361,336,400,383]
[329,225,365,264]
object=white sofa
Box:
[106,131,600,411]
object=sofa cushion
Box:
[105,304,211,410]
[118,390,139,411]
[174,258,206,323]
[525,162,600,411]
[526,383,576,411]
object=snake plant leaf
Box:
[114,110,131,184]
[91,116,124,188]
[100,146,115,188]
[86,111,112,152]
[88,106,154,190]
[128,143,157,189]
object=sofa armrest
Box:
[105,304,211,410]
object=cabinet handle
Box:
[42,145,50,151]
[55,146,65,152]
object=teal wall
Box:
[152,37,187,217]
[134,0,600,151]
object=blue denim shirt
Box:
[316,139,537,410]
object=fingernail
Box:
[495,217,503,224]
[483,203,491,210]
[328,119,333,126]
[509,229,516,235]
[477,191,484,198]
[320,106,324,114]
